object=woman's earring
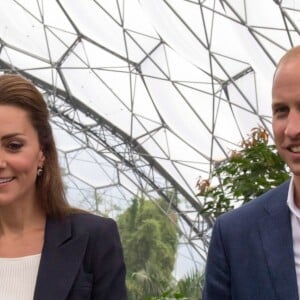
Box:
[37,166,43,176]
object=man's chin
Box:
[289,167,300,177]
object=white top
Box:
[0,253,41,300]
[287,178,300,298]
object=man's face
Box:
[272,56,300,177]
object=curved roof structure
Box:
[0,0,298,270]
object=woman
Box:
[0,74,127,299]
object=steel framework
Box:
[0,0,299,265]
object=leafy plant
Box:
[147,269,204,300]
[197,127,290,218]
[118,196,179,300]
[146,290,189,300]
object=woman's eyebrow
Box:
[1,133,25,140]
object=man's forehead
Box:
[277,47,300,67]
[273,50,300,86]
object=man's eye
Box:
[7,142,23,151]
[273,107,288,115]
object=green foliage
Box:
[147,269,204,300]
[176,269,204,299]
[197,128,290,218]
[117,196,179,300]
[146,290,189,300]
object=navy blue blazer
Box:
[203,180,299,300]
[33,213,127,300]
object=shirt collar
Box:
[287,176,300,219]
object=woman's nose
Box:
[0,152,7,168]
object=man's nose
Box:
[285,110,300,138]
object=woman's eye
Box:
[7,142,23,151]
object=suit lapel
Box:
[34,216,89,300]
[259,182,298,300]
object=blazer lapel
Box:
[34,216,89,300]
[259,183,298,300]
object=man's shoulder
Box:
[217,179,290,226]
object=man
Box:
[202,46,300,300]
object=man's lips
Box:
[290,146,300,152]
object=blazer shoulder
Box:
[217,179,290,227]
[67,213,118,237]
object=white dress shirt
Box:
[287,178,300,299]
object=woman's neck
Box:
[0,202,46,236]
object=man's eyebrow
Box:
[272,102,285,108]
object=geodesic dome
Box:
[0,0,298,272]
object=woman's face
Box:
[0,105,44,208]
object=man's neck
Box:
[293,176,300,209]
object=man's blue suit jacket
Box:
[203,180,299,300]
[32,213,127,300]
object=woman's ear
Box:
[38,149,45,166]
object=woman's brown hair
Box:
[0,74,72,217]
